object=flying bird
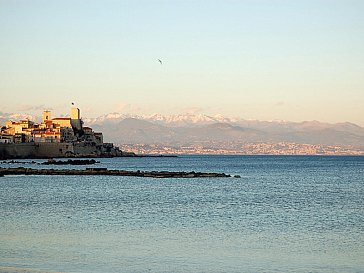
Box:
[158,59,162,65]
[71,102,74,105]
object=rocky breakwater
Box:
[0,167,231,178]
[41,159,99,165]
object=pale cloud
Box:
[114,102,133,112]
[17,104,48,112]
[182,107,204,114]
[82,106,94,112]
[113,102,148,114]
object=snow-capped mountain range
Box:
[0,113,37,124]
[82,113,364,149]
[2,112,364,149]
[84,113,244,127]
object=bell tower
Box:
[42,110,51,123]
[70,107,82,131]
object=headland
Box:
[0,107,126,159]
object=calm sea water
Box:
[0,155,363,273]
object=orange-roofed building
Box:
[52,118,72,128]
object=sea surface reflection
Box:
[1,156,363,272]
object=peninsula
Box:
[0,107,126,159]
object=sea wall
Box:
[73,143,101,157]
[0,143,74,159]
[0,143,37,159]
[0,142,122,159]
[36,143,74,157]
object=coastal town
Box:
[1,107,363,157]
[119,142,364,155]
[0,107,123,159]
[0,107,102,144]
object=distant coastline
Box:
[84,114,364,156]
[2,109,363,157]
[118,143,364,156]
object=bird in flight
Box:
[158,59,162,65]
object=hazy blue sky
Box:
[1,0,363,125]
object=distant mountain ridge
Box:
[2,112,363,150]
[0,112,36,125]
[83,113,236,127]
[83,113,364,149]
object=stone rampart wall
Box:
[0,142,119,159]
[73,143,100,157]
[0,143,73,159]
[0,143,37,159]
[35,143,74,158]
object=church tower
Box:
[70,107,82,131]
[42,110,51,123]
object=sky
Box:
[0,0,363,125]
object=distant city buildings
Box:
[0,107,103,145]
[2,108,363,156]
[118,142,364,155]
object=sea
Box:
[0,155,363,273]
